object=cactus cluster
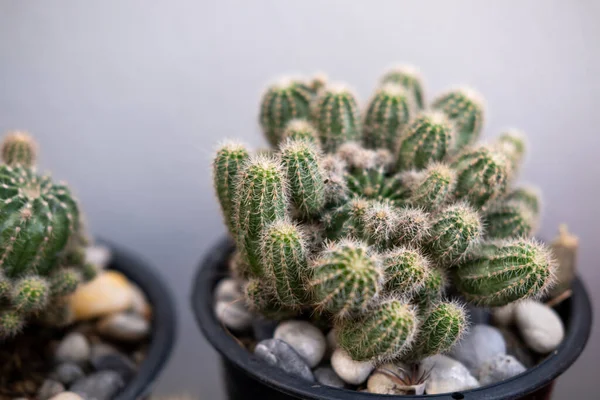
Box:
[212,66,555,365]
[0,132,95,338]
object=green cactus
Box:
[382,247,431,297]
[323,197,370,240]
[261,219,311,308]
[395,206,431,246]
[336,298,418,361]
[396,112,453,171]
[311,85,361,152]
[495,130,526,174]
[380,65,425,109]
[308,73,327,94]
[10,276,49,313]
[432,87,484,151]
[244,278,298,320]
[259,78,313,147]
[363,201,401,249]
[409,163,456,211]
[310,239,382,318]
[233,156,288,277]
[321,154,350,207]
[451,146,511,209]
[407,301,467,360]
[213,142,250,233]
[1,131,38,167]
[345,166,408,206]
[505,186,541,218]
[0,310,24,337]
[363,83,413,151]
[280,139,325,218]
[0,273,10,298]
[454,239,556,306]
[282,119,320,146]
[484,201,536,239]
[49,268,82,297]
[413,267,447,313]
[428,203,483,265]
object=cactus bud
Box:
[311,84,361,152]
[1,131,38,167]
[49,268,82,297]
[432,87,484,151]
[380,65,425,109]
[409,163,456,211]
[0,310,24,338]
[11,276,49,313]
[382,247,431,297]
[336,298,418,361]
[454,239,556,306]
[363,83,413,151]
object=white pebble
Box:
[274,320,326,368]
[421,355,480,395]
[214,278,243,303]
[85,245,112,269]
[492,303,517,326]
[96,312,150,342]
[55,333,91,364]
[215,299,252,331]
[515,300,564,354]
[331,348,374,385]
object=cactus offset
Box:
[11,276,49,313]
[380,65,425,109]
[506,186,541,218]
[409,163,456,211]
[1,131,38,167]
[382,247,431,297]
[454,239,556,306]
[484,201,536,239]
[0,310,24,337]
[413,267,448,313]
[363,83,413,151]
[495,130,527,175]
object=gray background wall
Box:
[1,1,598,398]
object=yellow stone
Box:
[68,271,133,321]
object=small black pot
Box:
[105,241,177,400]
[192,237,592,400]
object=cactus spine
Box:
[11,276,49,313]
[1,131,37,167]
[336,298,418,361]
[380,65,425,109]
[413,267,447,313]
[311,85,361,152]
[432,87,484,151]
[282,119,320,146]
[409,163,456,211]
[213,142,250,232]
[428,203,482,264]
[454,239,556,306]
[363,84,413,151]
[382,247,431,297]
[396,112,453,171]
[484,201,536,239]
[233,156,287,277]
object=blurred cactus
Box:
[484,201,536,239]
[282,119,320,146]
[409,163,456,211]
[495,130,526,174]
[380,65,425,109]
[1,131,37,167]
[382,247,431,297]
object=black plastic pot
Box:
[192,237,592,400]
[104,241,177,400]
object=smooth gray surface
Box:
[1,1,598,398]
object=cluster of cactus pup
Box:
[0,131,96,339]
[213,66,555,365]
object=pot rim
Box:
[192,236,592,400]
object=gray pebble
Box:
[515,300,564,354]
[331,348,373,385]
[254,339,314,382]
[421,355,480,395]
[449,324,506,374]
[498,327,536,368]
[89,342,119,359]
[214,300,253,331]
[71,371,125,400]
[38,379,65,400]
[96,312,150,342]
[314,366,346,388]
[91,353,137,381]
[479,354,526,385]
[55,333,91,364]
[274,320,326,368]
[50,363,85,386]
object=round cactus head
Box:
[282,119,320,146]
[1,131,38,168]
[506,186,541,218]
[336,298,418,361]
[259,77,313,147]
[49,267,82,297]
[409,163,456,211]
[0,310,24,338]
[380,64,425,109]
[11,276,50,313]
[382,247,431,297]
[495,130,527,174]
[484,201,537,240]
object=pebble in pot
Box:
[96,312,150,342]
[331,348,374,385]
[213,279,252,331]
[37,379,65,400]
[55,333,91,365]
[51,363,85,386]
[274,320,326,368]
[492,303,517,326]
[314,366,346,388]
[367,363,426,395]
[254,338,315,382]
[421,355,480,395]
[48,393,84,400]
[479,354,526,385]
[70,371,125,400]
[515,300,565,353]
[69,271,134,321]
[449,324,506,374]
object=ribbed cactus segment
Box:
[451,146,510,209]
[1,131,38,167]
[280,139,325,218]
[346,168,408,207]
[212,142,250,233]
[395,207,431,246]
[414,267,447,312]
[396,112,453,171]
[0,310,24,338]
[11,276,49,313]
[432,88,484,151]
[428,203,482,264]
[409,301,467,359]
[506,186,541,218]
[484,201,536,239]
[0,165,80,276]
[363,83,413,151]
[454,239,556,306]
[323,197,369,240]
[409,163,456,211]
[244,278,297,320]
[382,247,431,297]
[310,240,382,317]
[259,78,313,147]
[282,119,319,146]
[381,65,425,109]
[261,220,310,308]
[49,268,82,297]
[363,201,401,249]
[311,85,361,152]
[336,298,418,361]
[233,156,288,276]
[495,130,526,173]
